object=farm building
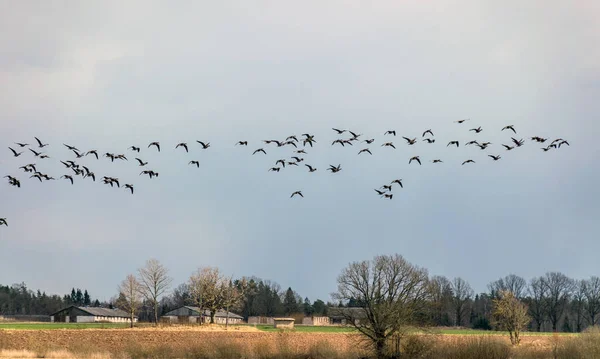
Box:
[327,307,367,325]
[50,306,137,323]
[161,306,244,324]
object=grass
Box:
[0,322,130,330]
[252,324,356,333]
[434,328,577,336]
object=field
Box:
[0,323,594,358]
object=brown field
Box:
[0,326,596,359]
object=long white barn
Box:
[50,305,137,323]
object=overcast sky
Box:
[0,1,598,303]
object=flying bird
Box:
[8,147,23,157]
[381,142,396,149]
[422,129,434,137]
[391,179,403,188]
[63,144,79,152]
[15,142,29,147]
[129,146,141,152]
[432,159,443,163]
[384,130,396,136]
[189,160,200,168]
[148,142,160,152]
[29,148,42,157]
[327,164,342,173]
[462,159,475,165]
[447,141,459,147]
[305,164,317,172]
[381,185,392,192]
[488,155,501,161]
[382,193,393,200]
[363,139,375,144]
[511,137,525,147]
[332,128,346,134]
[34,137,49,148]
[409,156,421,165]
[253,148,267,155]
[558,140,570,148]
[470,126,483,133]
[236,141,248,146]
[176,143,189,152]
[140,170,158,179]
[290,191,303,198]
[268,167,280,172]
[402,137,417,145]
[374,189,386,195]
[358,148,372,155]
[124,184,134,194]
[502,125,516,134]
[135,158,148,166]
[502,144,515,151]
[60,175,74,185]
[86,150,99,159]
[0,218,6,226]
[197,141,211,149]
[423,138,435,144]
[455,119,469,123]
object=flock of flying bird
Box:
[1,119,570,226]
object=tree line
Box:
[0,283,100,316]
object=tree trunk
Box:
[210,311,215,324]
[536,321,542,332]
[375,339,386,359]
[154,301,159,326]
[130,312,134,329]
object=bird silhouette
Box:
[290,191,303,198]
[140,170,158,179]
[124,184,134,194]
[409,156,421,165]
[381,184,392,192]
[189,160,200,168]
[148,142,160,152]
[236,141,248,146]
[502,125,516,134]
[197,141,211,149]
[332,128,346,134]
[29,148,42,157]
[382,193,393,199]
[268,167,280,172]
[63,144,79,152]
[381,142,396,149]
[327,164,342,173]
[455,119,469,123]
[447,141,459,147]
[176,143,189,152]
[470,126,483,133]
[0,218,7,226]
[60,175,74,185]
[305,164,317,172]
[511,137,525,147]
[135,158,148,166]
[34,137,49,148]
[422,129,434,137]
[391,179,403,188]
[432,159,443,163]
[488,155,501,161]
[384,130,396,136]
[253,148,266,155]
[358,148,372,155]
[363,138,375,144]
[402,137,417,145]
[8,147,23,157]
[374,189,386,195]
[502,144,515,151]
[423,138,435,144]
[462,159,475,165]
[15,142,29,147]
[86,150,99,159]
[129,146,141,152]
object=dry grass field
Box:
[1,325,599,358]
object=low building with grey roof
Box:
[50,305,137,323]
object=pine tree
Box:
[283,287,298,315]
[75,289,83,306]
[93,299,100,307]
[70,288,77,304]
[83,290,91,306]
[303,297,314,316]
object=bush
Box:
[429,336,511,359]
[401,335,434,359]
[556,326,600,359]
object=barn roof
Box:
[50,305,132,318]
[163,306,243,319]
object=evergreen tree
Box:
[70,288,77,304]
[312,299,326,316]
[93,299,101,307]
[283,287,298,315]
[83,290,91,306]
[303,297,314,316]
[75,289,83,306]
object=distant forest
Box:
[2,271,599,333]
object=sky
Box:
[0,1,599,303]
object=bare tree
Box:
[188,267,224,324]
[137,258,173,325]
[492,290,531,345]
[542,272,574,332]
[332,254,430,359]
[428,275,453,326]
[527,277,547,332]
[583,276,600,326]
[116,274,142,328]
[221,276,247,329]
[572,280,586,332]
[451,277,473,327]
[489,274,527,299]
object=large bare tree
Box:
[332,254,430,359]
[116,274,142,328]
[451,277,473,327]
[137,258,173,325]
[542,272,574,332]
[188,266,224,324]
[428,275,453,326]
[489,274,527,299]
[527,277,547,332]
[583,276,600,326]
